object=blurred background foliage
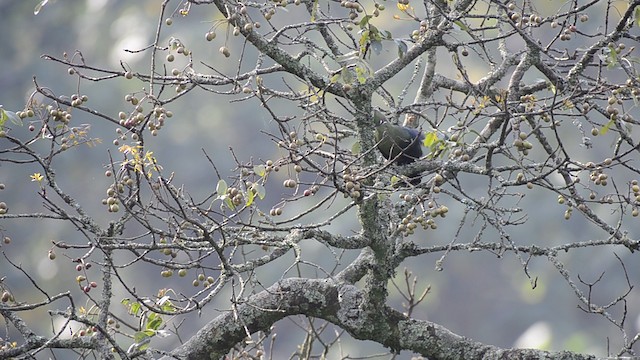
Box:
[1,0,639,358]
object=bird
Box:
[373,110,424,184]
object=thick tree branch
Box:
[163,277,596,360]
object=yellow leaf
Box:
[30,173,44,182]
[423,132,438,147]
[245,188,255,207]
[397,3,409,11]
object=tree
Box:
[1,0,640,358]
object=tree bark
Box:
[164,277,597,360]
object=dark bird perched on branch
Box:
[373,110,424,184]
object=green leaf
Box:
[223,195,235,210]
[351,141,361,155]
[138,340,151,351]
[369,24,380,39]
[358,15,373,28]
[635,7,640,27]
[423,131,438,147]
[133,330,155,351]
[0,108,7,128]
[453,20,469,32]
[157,295,175,312]
[253,183,266,200]
[245,187,255,207]
[600,118,615,135]
[1,109,22,127]
[134,331,148,343]
[341,66,354,84]
[310,0,318,22]
[354,66,368,84]
[254,164,266,177]
[606,45,619,69]
[216,179,227,195]
[146,313,163,331]
[130,301,141,316]
[359,30,370,50]
[390,176,400,186]
[161,300,175,312]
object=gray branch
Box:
[163,277,596,360]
